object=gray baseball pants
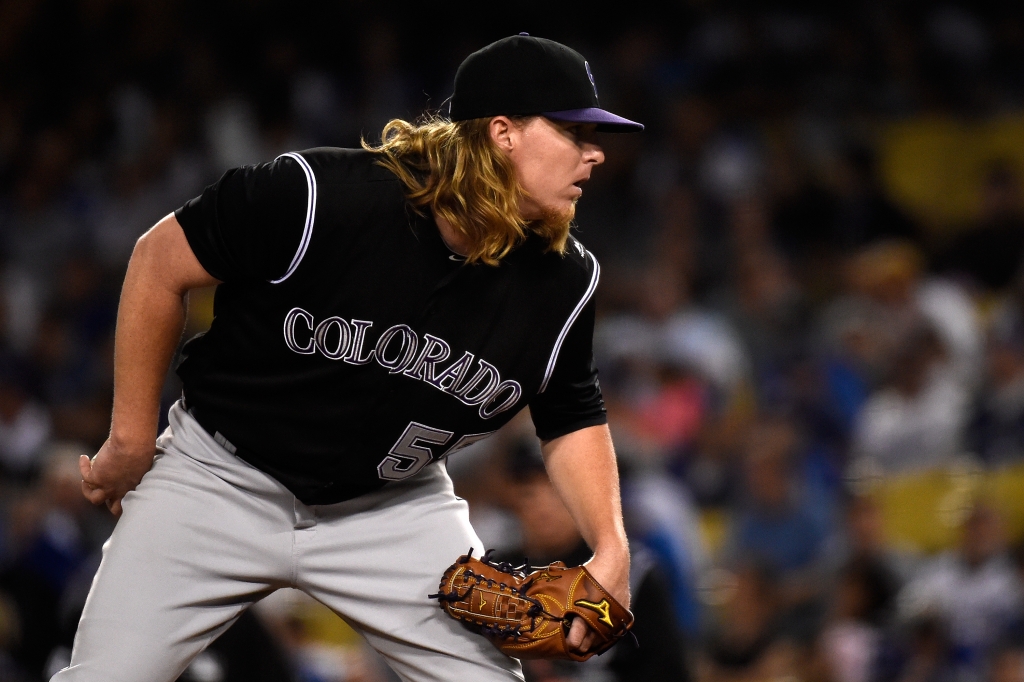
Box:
[52,401,523,682]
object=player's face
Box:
[506,117,605,221]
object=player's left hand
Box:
[566,549,630,656]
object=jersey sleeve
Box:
[174,154,310,283]
[530,298,608,441]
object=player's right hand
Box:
[80,438,156,516]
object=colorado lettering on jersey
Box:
[283,307,522,420]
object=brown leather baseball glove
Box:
[430,549,634,661]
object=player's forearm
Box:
[540,424,629,561]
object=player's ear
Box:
[488,116,515,153]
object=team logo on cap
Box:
[585,61,598,98]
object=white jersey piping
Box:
[538,250,600,394]
[270,152,316,284]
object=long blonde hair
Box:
[363,116,570,265]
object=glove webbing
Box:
[428,548,565,638]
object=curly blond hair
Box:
[363,116,570,265]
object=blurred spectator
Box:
[1,130,88,278]
[969,305,1024,466]
[836,239,980,476]
[0,354,51,481]
[596,261,751,403]
[29,257,118,449]
[819,557,900,682]
[700,563,797,682]
[1,443,112,679]
[842,494,914,587]
[596,260,753,507]
[725,415,835,640]
[17,444,112,597]
[821,240,982,392]
[852,323,971,474]
[897,505,1022,679]
[721,245,808,383]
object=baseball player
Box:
[57,34,642,682]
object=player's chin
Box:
[551,196,579,220]
[532,203,575,236]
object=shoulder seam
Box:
[538,250,600,393]
[300,148,403,186]
[270,152,316,284]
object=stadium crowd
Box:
[4,2,1024,681]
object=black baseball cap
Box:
[449,34,643,133]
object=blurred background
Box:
[6,1,1024,681]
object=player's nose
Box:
[583,143,605,166]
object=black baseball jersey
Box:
[173,148,606,504]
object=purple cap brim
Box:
[543,107,644,132]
